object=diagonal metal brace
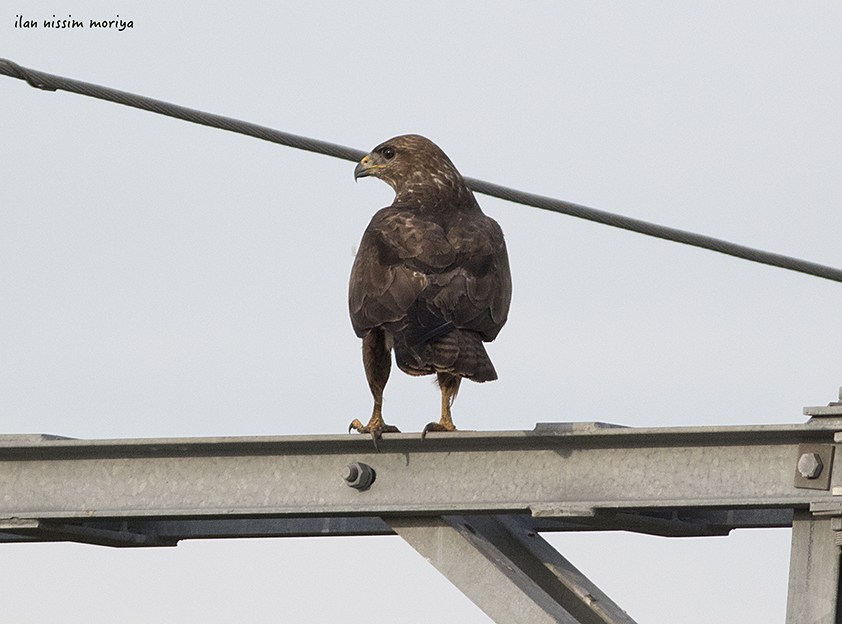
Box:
[387,514,637,624]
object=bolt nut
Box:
[344,461,375,491]
[798,453,823,479]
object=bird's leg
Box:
[349,328,400,445]
[422,372,462,438]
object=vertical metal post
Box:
[786,511,841,623]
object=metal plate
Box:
[793,443,834,490]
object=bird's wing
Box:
[349,208,433,337]
[430,214,511,341]
[349,207,511,342]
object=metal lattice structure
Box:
[3,396,842,623]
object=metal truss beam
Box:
[2,416,841,624]
[0,421,837,523]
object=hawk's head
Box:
[354,134,466,201]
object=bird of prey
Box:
[348,134,511,441]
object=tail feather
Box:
[393,327,497,382]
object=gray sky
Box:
[2,2,840,622]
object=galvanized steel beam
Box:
[389,514,637,624]
[785,510,842,624]
[0,421,838,524]
[0,517,395,546]
[0,509,796,546]
[2,417,841,623]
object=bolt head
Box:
[343,464,359,482]
[344,461,375,490]
[798,453,823,479]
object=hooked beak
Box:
[354,153,384,181]
[353,160,371,181]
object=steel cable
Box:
[2,58,840,284]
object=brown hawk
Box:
[348,135,511,441]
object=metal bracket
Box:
[803,386,842,419]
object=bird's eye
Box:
[382,147,395,160]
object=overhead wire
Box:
[2,58,841,284]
